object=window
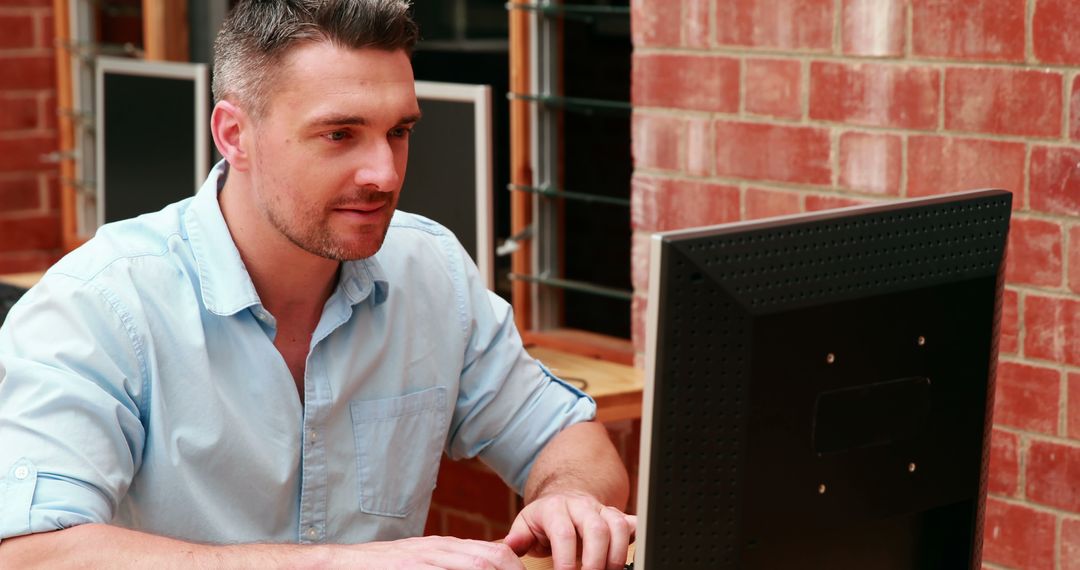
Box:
[509,1,633,349]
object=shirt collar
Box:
[183,161,390,316]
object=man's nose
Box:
[353,139,400,193]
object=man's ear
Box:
[211,99,251,171]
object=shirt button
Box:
[306,527,317,539]
[13,466,29,480]
[309,430,317,443]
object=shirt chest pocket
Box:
[349,386,447,518]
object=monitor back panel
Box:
[641,191,1012,569]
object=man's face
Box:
[245,43,420,261]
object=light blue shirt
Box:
[0,162,595,545]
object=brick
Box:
[1024,295,1080,367]
[987,429,1019,497]
[631,0,709,49]
[1065,518,1080,570]
[0,93,38,131]
[1030,146,1080,217]
[0,56,55,90]
[0,14,35,49]
[745,187,802,219]
[809,62,940,130]
[911,0,1025,62]
[842,0,906,57]
[0,213,60,253]
[1033,0,1080,65]
[630,113,717,178]
[40,92,56,130]
[981,498,1055,570]
[1072,76,1080,141]
[430,458,515,525]
[1005,217,1063,288]
[804,194,872,212]
[992,361,1060,435]
[714,122,831,185]
[715,0,833,51]
[631,231,651,294]
[944,67,1063,138]
[44,173,57,210]
[445,511,490,540]
[631,174,740,232]
[745,58,801,120]
[686,117,713,177]
[632,53,739,113]
[0,175,41,211]
[39,13,53,50]
[1071,373,1080,440]
[632,113,684,172]
[423,507,441,536]
[631,295,646,356]
[1000,288,1018,355]
[838,131,902,196]
[907,136,1025,200]
[0,135,57,173]
[1026,439,1080,513]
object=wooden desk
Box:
[525,345,643,423]
[0,271,44,289]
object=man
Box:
[0,1,633,568]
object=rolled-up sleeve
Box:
[0,276,146,542]
[445,258,596,494]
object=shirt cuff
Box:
[0,458,111,542]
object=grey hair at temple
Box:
[212,0,418,118]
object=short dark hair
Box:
[212,0,418,118]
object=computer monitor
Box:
[95,57,209,229]
[636,189,1012,569]
[397,80,494,288]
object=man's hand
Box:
[503,492,636,570]
[337,536,525,570]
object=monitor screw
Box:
[908,462,917,473]
[917,336,926,346]
[818,483,827,495]
[825,353,836,364]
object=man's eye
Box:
[390,126,413,139]
[324,131,349,142]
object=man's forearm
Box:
[0,523,526,569]
[523,421,630,508]
[0,524,327,570]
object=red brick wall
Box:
[0,0,61,274]
[630,0,1080,567]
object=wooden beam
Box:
[142,0,189,61]
[52,0,79,251]
[509,0,533,332]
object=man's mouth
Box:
[334,203,387,214]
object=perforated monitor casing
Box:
[636,190,1012,569]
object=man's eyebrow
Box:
[306,112,422,128]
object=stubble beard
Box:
[256,182,393,262]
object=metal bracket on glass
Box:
[504,2,630,20]
[508,92,631,116]
[508,183,630,208]
[497,225,535,257]
[508,273,633,302]
[59,40,143,62]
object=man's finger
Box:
[430,538,525,570]
[545,500,579,570]
[600,506,631,569]
[504,512,540,557]
[567,499,610,570]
